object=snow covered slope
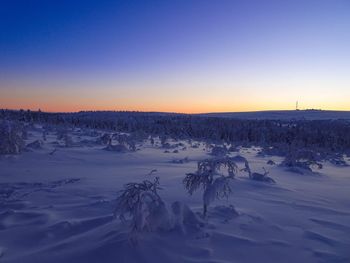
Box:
[0,126,349,262]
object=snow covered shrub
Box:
[56,128,67,141]
[26,140,43,150]
[183,157,239,217]
[228,145,239,152]
[281,149,322,174]
[267,160,276,165]
[113,134,137,151]
[258,145,286,157]
[250,168,275,183]
[229,155,274,182]
[114,177,171,233]
[210,145,228,157]
[230,155,251,175]
[191,142,200,149]
[149,136,155,146]
[100,133,112,145]
[0,121,25,154]
[160,135,168,147]
[328,154,349,167]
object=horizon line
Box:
[1,107,349,115]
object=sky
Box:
[0,0,349,113]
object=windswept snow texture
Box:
[0,126,350,263]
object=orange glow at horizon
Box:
[1,97,350,114]
[1,77,350,114]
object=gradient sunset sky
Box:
[1,0,349,113]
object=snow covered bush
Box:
[250,168,275,183]
[0,121,25,154]
[281,149,323,174]
[160,135,168,147]
[149,136,155,146]
[328,154,349,167]
[56,128,67,141]
[99,133,111,145]
[183,157,239,216]
[230,155,274,183]
[114,177,171,234]
[228,145,239,152]
[210,145,228,157]
[267,160,275,165]
[113,134,137,151]
[230,155,251,175]
[26,140,43,150]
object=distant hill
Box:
[197,110,350,120]
[2,109,350,121]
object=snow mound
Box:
[26,140,43,149]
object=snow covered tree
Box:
[114,177,171,234]
[183,157,239,217]
[0,121,25,154]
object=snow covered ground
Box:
[0,126,350,263]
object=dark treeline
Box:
[1,109,350,153]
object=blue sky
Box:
[1,0,349,112]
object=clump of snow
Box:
[171,201,204,234]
